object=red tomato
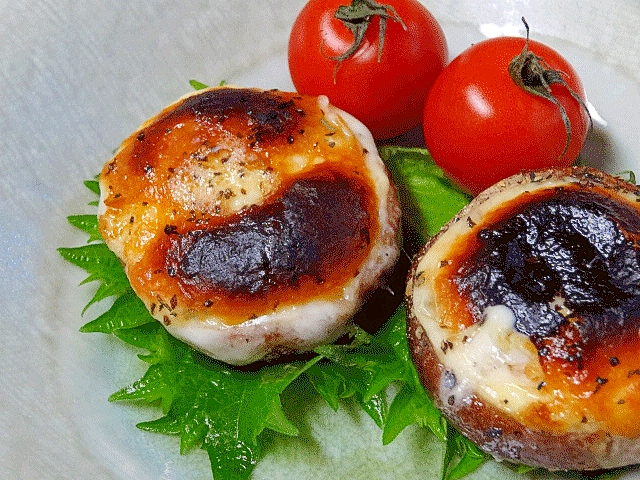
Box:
[423,35,590,195]
[288,0,447,140]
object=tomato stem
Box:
[508,17,592,157]
[327,0,407,82]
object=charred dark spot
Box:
[166,171,372,297]
[164,225,178,235]
[173,88,304,146]
[456,189,640,344]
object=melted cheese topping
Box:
[98,86,400,364]
[410,169,640,437]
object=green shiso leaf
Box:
[189,79,227,90]
[379,146,471,245]
[83,179,100,195]
[79,288,154,333]
[113,321,174,365]
[67,214,101,242]
[190,79,209,90]
[380,308,447,445]
[443,425,487,480]
[57,243,130,313]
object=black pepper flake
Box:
[618,399,626,404]
[439,259,451,268]
[467,216,476,228]
[287,135,294,144]
[144,164,153,174]
[142,201,148,206]
[581,416,588,423]
[203,299,213,307]
[628,369,640,378]
[537,381,546,390]
[129,216,134,224]
[277,100,294,109]
[594,376,609,393]
[447,395,455,406]
[487,427,503,438]
[167,266,176,277]
[164,225,178,235]
[441,340,453,353]
[137,132,145,142]
[610,357,620,367]
[150,303,156,314]
[163,315,171,326]
[114,193,122,198]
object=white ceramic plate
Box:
[2,1,639,479]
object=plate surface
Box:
[1,1,639,479]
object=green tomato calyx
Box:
[327,0,407,82]
[508,17,592,157]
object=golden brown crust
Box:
[406,166,640,471]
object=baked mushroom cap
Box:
[98,86,400,365]
[406,167,640,471]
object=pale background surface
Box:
[1,1,639,479]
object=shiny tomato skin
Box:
[423,37,589,195]
[288,0,447,140]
